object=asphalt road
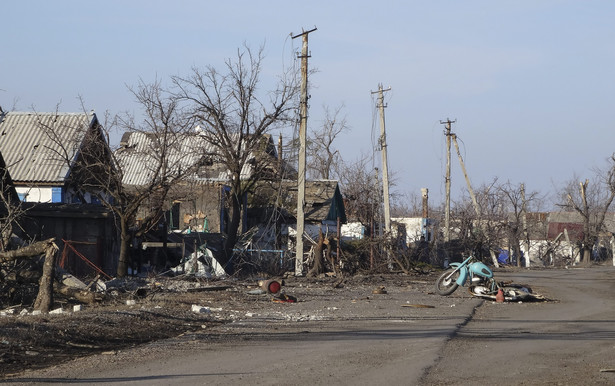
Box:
[8,266,615,385]
[421,266,615,385]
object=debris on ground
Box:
[272,293,297,303]
[372,286,387,294]
[470,283,549,302]
[0,269,556,378]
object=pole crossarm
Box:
[291,27,317,40]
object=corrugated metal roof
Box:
[116,131,260,186]
[0,111,96,183]
[265,179,346,223]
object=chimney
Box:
[421,188,429,218]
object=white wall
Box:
[285,223,339,241]
[16,187,53,203]
[521,239,580,267]
[391,217,425,246]
[341,222,365,241]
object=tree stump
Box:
[33,241,59,312]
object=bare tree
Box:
[106,81,199,276]
[448,180,508,264]
[390,191,424,218]
[559,156,615,265]
[497,181,541,266]
[307,104,348,180]
[337,153,380,228]
[171,45,299,271]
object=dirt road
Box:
[5,267,615,385]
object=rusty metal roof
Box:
[0,111,96,184]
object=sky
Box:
[2,1,615,208]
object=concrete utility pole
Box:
[373,84,392,235]
[421,187,429,241]
[521,183,529,268]
[440,118,455,243]
[291,27,316,276]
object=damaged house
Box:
[115,129,348,274]
[519,211,615,266]
[247,179,347,270]
[114,129,291,273]
[0,111,117,276]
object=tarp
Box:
[497,249,509,264]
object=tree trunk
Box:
[307,229,325,278]
[490,249,500,268]
[222,192,242,274]
[326,236,337,275]
[33,242,59,313]
[117,218,131,277]
[0,238,55,262]
[6,269,41,283]
[53,282,99,304]
[582,246,592,265]
[512,240,522,268]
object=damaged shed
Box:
[248,179,347,249]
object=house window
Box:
[167,202,180,230]
[51,187,63,203]
[220,186,231,234]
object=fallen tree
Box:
[0,238,56,262]
[0,238,101,312]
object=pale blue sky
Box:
[2,1,615,207]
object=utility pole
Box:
[440,118,455,243]
[373,84,392,269]
[421,187,429,241]
[521,183,529,268]
[373,84,392,235]
[291,27,316,276]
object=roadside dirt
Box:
[1,271,456,379]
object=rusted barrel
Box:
[261,279,282,294]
